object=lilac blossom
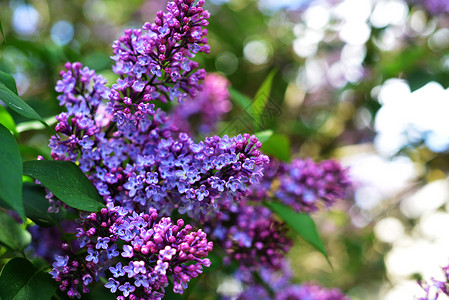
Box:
[249,158,351,213]
[109,0,210,108]
[170,73,232,135]
[223,261,349,300]
[275,283,350,300]
[50,206,213,299]
[36,0,353,299]
[50,80,269,220]
[49,10,268,221]
[206,204,292,271]
[417,264,449,300]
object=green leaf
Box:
[265,201,330,265]
[23,160,106,212]
[23,183,65,227]
[228,87,252,109]
[0,105,18,136]
[260,134,290,162]
[16,117,57,133]
[0,210,31,252]
[0,21,5,43]
[19,145,51,162]
[0,70,18,95]
[251,69,277,130]
[255,130,273,143]
[0,83,55,135]
[0,123,25,220]
[0,257,57,300]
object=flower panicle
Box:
[250,158,352,213]
[51,205,213,299]
[110,0,209,108]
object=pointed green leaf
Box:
[251,69,277,130]
[0,105,18,136]
[0,123,25,220]
[23,183,65,227]
[265,201,330,264]
[260,134,290,162]
[23,160,106,212]
[0,70,18,95]
[228,87,252,109]
[0,83,55,135]
[0,211,31,252]
[255,130,273,143]
[0,257,57,300]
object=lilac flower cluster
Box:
[234,283,349,300]
[50,79,268,218]
[42,2,275,298]
[170,73,232,135]
[417,264,449,300]
[224,260,349,300]
[274,283,350,300]
[50,245,97,299]
[109,0,209,109]
[116,132,268,220]
[50,205,212,299]
[50,61,110,162]
[50,24,268,221]
[31,0,356,299]
[249,158,351,213]
[220,205,292,271]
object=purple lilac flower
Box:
[170,73,232,135]
[207,205,292,271]
[51,87,269,219]
[49,16,268,222]
[224,262,350,300]
[233,285,271,300]
[109,0,209,108]
[45,1,274,298]
[49,243,96,298]
[275,283,350,300]
[417,264,449,300]
[249,158,351,213]
[51,206,213,298]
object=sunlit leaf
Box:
[0,257,57,300]
[0,105,18,136]
[255,130,273,143]
[251,69,277,130]
[0,70,18,95]
[23,160,106,212]
[0,123,25,220]
[265,201,330,265]
[0,83,55,135]
[260,133,290,162]
[16,117,57,133]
